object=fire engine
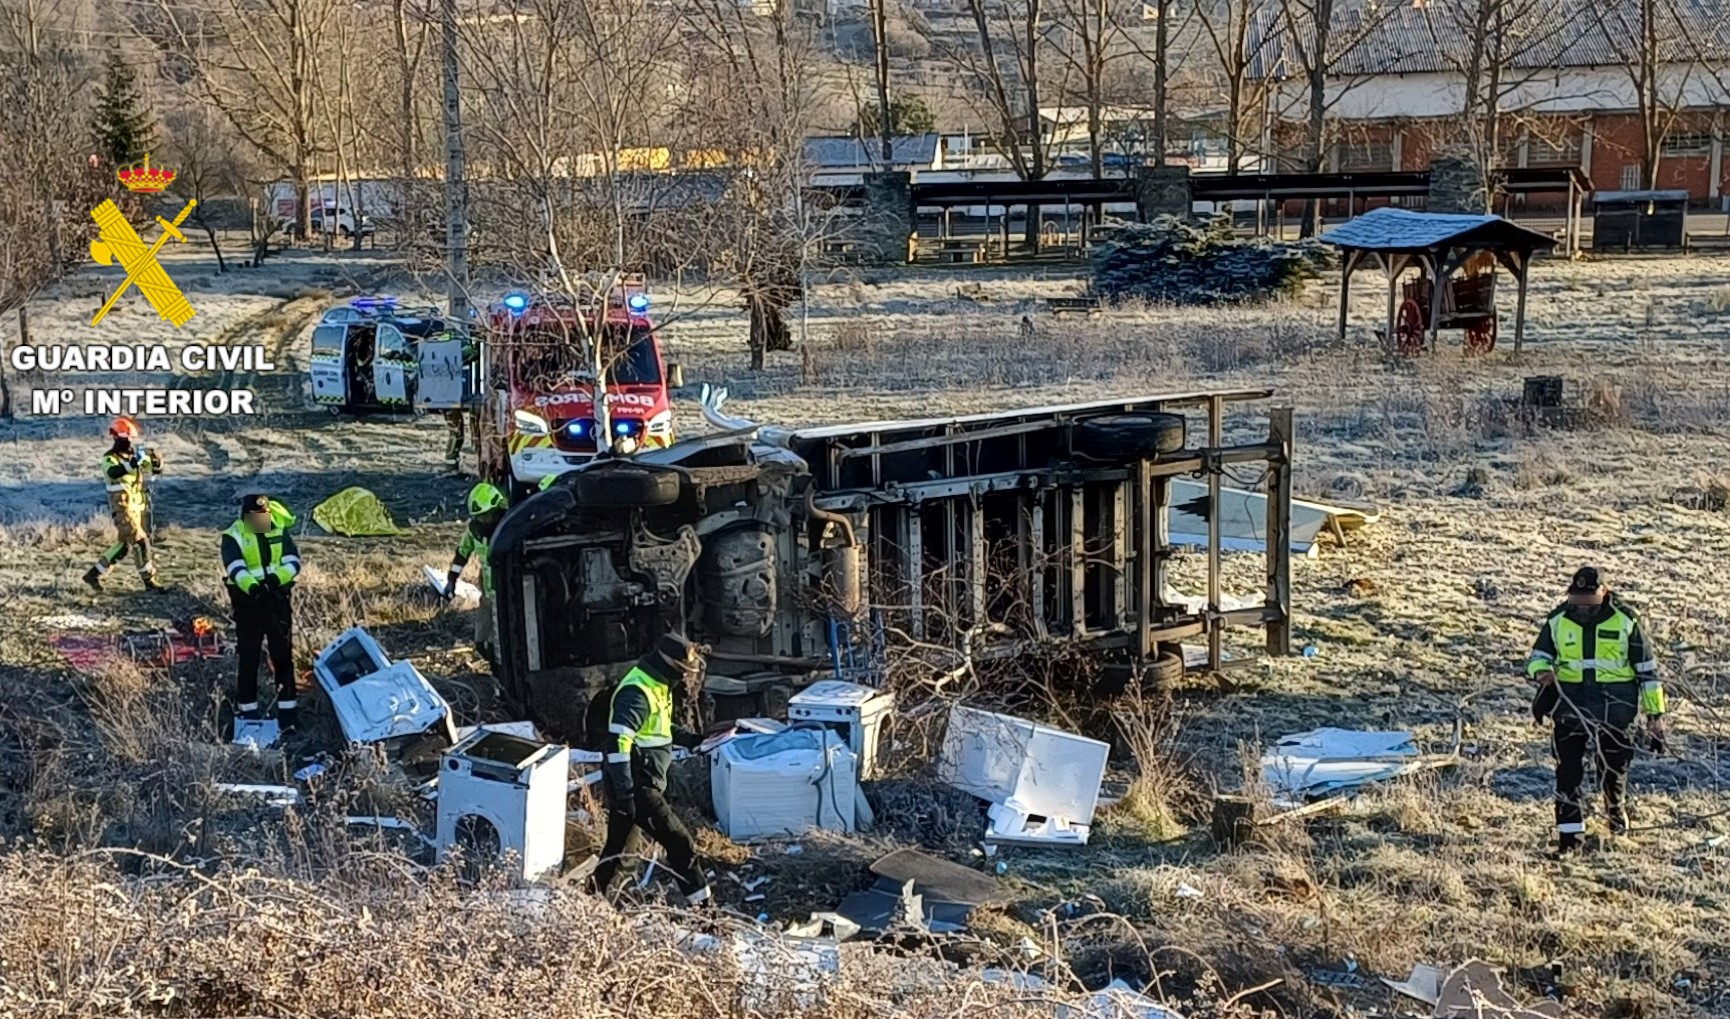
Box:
[408,277,681,496]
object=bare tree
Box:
[162,107,251,271]
[1589,0,1705,191]
[1050,0,1130,176]
[680,0,844,368]
[0,0,107,416]
[152,0,341,238]
[931,0,1072,245]
[1419,0,1573,208]
[1193,0,1277,173]
[1270,0,1402,233]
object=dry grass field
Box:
[3,247,1730,1017]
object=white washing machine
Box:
[435,729,569,881]
[787,680,893,780]
[711,727,857,841]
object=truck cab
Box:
[309,296,464,413]
[477,281,681,493]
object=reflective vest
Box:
[102,452,150,511]
[1546,608,1637,684]
[457,526,492,595]
[610,666,673,751]
[221,510,299,594]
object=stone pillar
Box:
[1428,151,1490,214]
[1135,166,1192,222]
[861,171,914,264]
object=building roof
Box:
[1321,207,1557,252]
[1248,0,1730,79]
[804,134,941,169]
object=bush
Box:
[1092,215,1336,306]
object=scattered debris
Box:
[214,783,300,806]
[940,706,1108,846]
[869,848,1006,908]
[711,727,858,840]
[1063,979,1184,1019]
[423,565,482,609]
[313,627,457,746]
[232,717,280,750]
[1384,964,1446,1006]
[1309,968,1367,989]
[455,721,539,741]
[785,912,860,942]
[1262,728,1425,802]
[293,762,327,782]
[1167,479,1379,557]
[434,729,570,881]
[1175,883,1203,899]
[50,617,227,673]
[311,486,403,536]
[836,877,969,936]
[38,612,108,630]
[1432,960,1567,1019]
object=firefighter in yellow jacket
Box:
[84,417,161,592]
[1528,567,1667,853]
[442,482,507,660]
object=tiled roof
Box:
[1321,206,1558,250]
[1248,0,1730,79]
[804,134,941,168]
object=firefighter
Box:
[221,495,302,730]
[83,417,162,592]
[1528,567,1667,853]
[442,481,506,659]
[591,633,712,905]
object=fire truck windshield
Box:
[512,322,660,389]
[600,322,660,385]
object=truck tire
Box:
[1074,413,1186,460]
[573,463,680,508]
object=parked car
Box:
[281,205,376,240]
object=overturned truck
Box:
[489,389,1296,740]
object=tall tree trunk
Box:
[1300,0,1331,237]
[870,0,893,161]
[1153,0,1169,165]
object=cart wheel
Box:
[1395,299,1426,356]
[1464,317,1497,355]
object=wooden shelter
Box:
[1322,208,1557,355]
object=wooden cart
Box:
[1394,264,1499,356]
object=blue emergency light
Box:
[626,293,650,314]
[614,419,636,436]
[502,292,531,315]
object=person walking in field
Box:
[222,494,303,731]
[1528,566,1667,854]
[83,417,162,592]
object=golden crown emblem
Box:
[116,154,176,193]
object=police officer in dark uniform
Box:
[591,634,711,905]
[1528,567,1667,853]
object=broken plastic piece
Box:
[214,783,300,806]
[232,717,280,750]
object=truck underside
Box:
[488,390,1295,744]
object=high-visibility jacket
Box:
[102,449,159,512]
[453,524,493,595]
[1528,598,1665,716]
[607,666,673,761]
[220,502,301,595]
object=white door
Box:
[310,324,349,406]
[372,324,412,406]
[415,335,467,409]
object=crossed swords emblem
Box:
[89,199,198,328]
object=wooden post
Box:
[1382,253,1402,352]
[1336,250,1355,341]
[1266,407,1293,657]
[1427,250,1448,352]
[1514,251,1530,354]
[1206,394,1224,671]
[1137,460,1152,661]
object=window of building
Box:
[1620,164,1643,191]
[1662,133,1713,157]
[1527,134,1582,167]
[1338,141,1392,172]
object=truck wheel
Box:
[573,463,680,508]
[1074,412,1186,460]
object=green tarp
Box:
[311,487,403,536]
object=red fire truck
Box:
[468,278,683,496]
